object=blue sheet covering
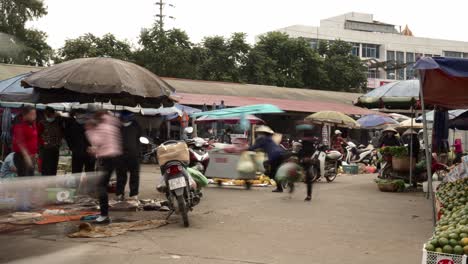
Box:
[414,57,468,77]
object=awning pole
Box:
[419,70,436,227]
[409,106,414,186]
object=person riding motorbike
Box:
[332,130,346,153]
[249,126,286,193]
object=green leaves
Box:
[55,33,132,63]
[0,0,51,66]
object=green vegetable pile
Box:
[379,146,409,158]
[374,179,406,192]
[424,178,468,255]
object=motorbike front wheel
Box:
[176,195,189,227]
[325,162,338,183]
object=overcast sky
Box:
[30,0,468,49]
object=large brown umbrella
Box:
[21,57,175,107]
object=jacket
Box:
[12,120,38,156]
[64,118,91,157]
[249,136,284,162]
[121,121,142,158]
[86,115,122,158]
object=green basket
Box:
[342,164,359,174]
[46,188,76,204]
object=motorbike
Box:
[309,143,343,182]
[185,137,210,174]
[344,141,376,166]
[140,137,201,227]
[141,138,158,164]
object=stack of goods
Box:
[422,178,468,263]
[212,175,272,187]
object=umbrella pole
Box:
[419,71,436,227]
[409,106,414,186]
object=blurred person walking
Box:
[116,111,142,201]
[38,107,64,176]
[12,106,38,177]
[86,110,122,224]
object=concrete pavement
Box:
[0,167,434,264]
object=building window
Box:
[424,54,433,57]
[396,51,405,80]
[351,43,360,57]
[464,53,468,58]
[367,68,380,79]
[444,51,462,58]
[386,50,395,79]
[362,43,380,58]
[406,52,415,80]
[310,39,319,50]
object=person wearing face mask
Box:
[116,111,142,201]
[38,107,64,176]
[64,109,96,175]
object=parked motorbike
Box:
[140,138,158,164]
[309,143,342,182]
[344,141,375,165]
[185,137,210,174]
[140,137,200,227]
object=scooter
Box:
[186,137,210,174]
[141,138,158,164]
[344,141,374,165]
[309,143,343,182]
[140,137,201,227]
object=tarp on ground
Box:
[414,57,468,109]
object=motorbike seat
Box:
[356,148,369,155]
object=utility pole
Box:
[155,0,175,31]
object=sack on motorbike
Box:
[237,151,256,175]
[187,167,209,188]
[275,162,304,183]
[157,141,189,166]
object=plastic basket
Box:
[422,245,467,264]
[342,164,359,174]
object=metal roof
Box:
[0,63,41,80]
[163,78,361,105]
[177,92,376,115]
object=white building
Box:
[265,12,468,89]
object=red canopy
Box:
[414,57,468,109]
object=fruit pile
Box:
[424,178,468,256]
[436,178,468,215]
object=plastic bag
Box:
[237,151,256,174]
[187,167,209,188]
[275,162,304,184]
[254,152,266,173]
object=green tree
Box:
[135,26,201,79]
[244,32,324,88]
[198,32,250,82]
[319,40,367,92]
[0,0,51,66]
[55,33,133,62]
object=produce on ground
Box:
[424,178,468,255]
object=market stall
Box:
[191,104,283,188]
[414,56,468,263]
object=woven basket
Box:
[377,182,400,192]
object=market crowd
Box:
[1,105,142,223]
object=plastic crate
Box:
[422,245,467,264]
[46,188,76,204]
[342,164,359,174]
